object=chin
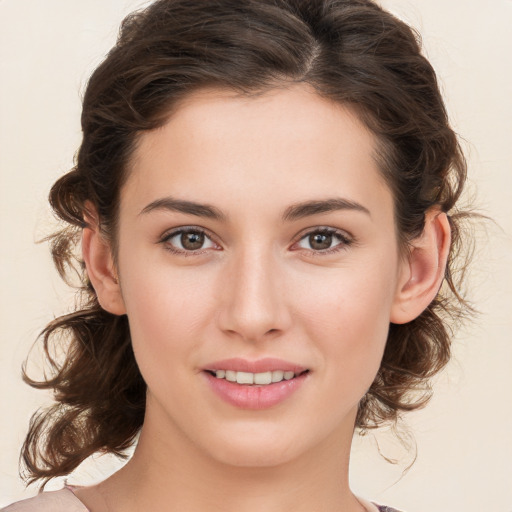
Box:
[203,425,307,469]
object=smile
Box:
[202,358,310,409]
[208,369,307,385]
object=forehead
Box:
[124,85,393,221]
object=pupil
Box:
[181,231,204,250]
[310,233,332,250]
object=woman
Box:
[2,0,471,510]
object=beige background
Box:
[1,1,511,510]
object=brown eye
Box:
[181,231,205,250]
[163,228,217,252]
[295,228,352,253]
[308,232,332,250]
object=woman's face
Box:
[116,85,408,467]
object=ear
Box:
[82,204,126,316]
[390,209,451,324]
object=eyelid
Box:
[157,225,354,256]
[290,226,354,253]
[159,225,222,254]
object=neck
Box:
[94,404,364,512]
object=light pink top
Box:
[1,488,381,511]
[1,488,88,511]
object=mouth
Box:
[202,358,310,409]
[204,369,310,386]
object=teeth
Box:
[254,372,272,385]
[213,369,302,385]
[271,370,284,383]
[225,370,237,382]
[236,371,254,385]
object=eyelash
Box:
[292,227,354,256]
[159,227,220,256]
[159,226,354,256]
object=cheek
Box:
[118,258,218,379]
[291,261,397,386]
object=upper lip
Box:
[203,357,308,374]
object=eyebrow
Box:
[139,196,370,222]
[282,198,371,221]
[139,197,226,221]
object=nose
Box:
[217,247,291,342]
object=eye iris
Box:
[309,232,332,250]
[181,231,204,250]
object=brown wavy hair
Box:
[22,0,472,486]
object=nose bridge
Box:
[218,242,288,340]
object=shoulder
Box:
[1,488,89,512]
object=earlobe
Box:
[390,209,451,324]
[82,206,126,316]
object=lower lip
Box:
[203,371,309,410]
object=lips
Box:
[203,357,307,374]
[202,357,309,409]
[210,369,301,385]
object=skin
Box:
[79,85,450,512]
